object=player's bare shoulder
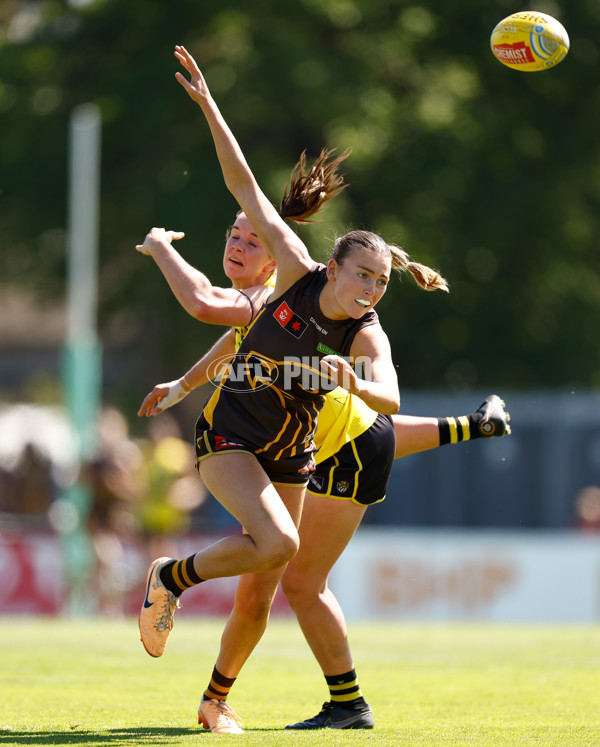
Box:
[243,284,276,309]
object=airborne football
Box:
[490,11,570,71]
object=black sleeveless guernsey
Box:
[201,263,379,464]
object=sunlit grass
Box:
[1,618,599,745]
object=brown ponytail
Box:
[279,148,351,223]
[388,244,449,292]
[333,230,449,293]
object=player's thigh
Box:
[198,451,301,542]
[284,493,366,589]
[273,482,306,528]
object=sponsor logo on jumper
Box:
[317,342,340,356]
[310,316,328,335]
[274,301,308,338]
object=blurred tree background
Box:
[1,0,599,433]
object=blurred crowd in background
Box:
[0,402,240,614]
[1,398,600,617]
[2,401,600,541]
[0,404,208,533]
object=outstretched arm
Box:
[174,45,313,293]
[181,327,237,390]
[138,328,236,417]
[136,228,269,326]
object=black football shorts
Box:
[308,413,395,505]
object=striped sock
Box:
[325,669,367,711]
[204,666,236,701]
[159,554,204,597]
[438,414,480,445]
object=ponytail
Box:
[388,244,449,292]
[333,230,449,293]
[279,148,350,224]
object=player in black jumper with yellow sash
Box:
[135,45,452,734]
[135,42,414,666]
[197,262,379,483]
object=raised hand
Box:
[135,227,185,256]
[174,45,211,105]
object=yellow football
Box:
[490,11,569,71]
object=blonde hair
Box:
[333,230,449,293]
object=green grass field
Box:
[1,617,599,746]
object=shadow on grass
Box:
[0,727,216,745]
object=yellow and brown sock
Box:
[204,666,236,701]
[159,554,204,597]
[438,414,480,445]
[325,669,367,711]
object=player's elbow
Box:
[374,387,400,415]
[360,386,399,415]
[188,294,221,324]
[380,396,400,415]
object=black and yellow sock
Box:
[438,414,481,445]
[159,554,204,597]
[325,669,367,711]
[204,666,236,701]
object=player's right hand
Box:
[135,227,185,256]
[137,378,190,417]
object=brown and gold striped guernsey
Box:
[202,264,378,463]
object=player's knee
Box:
[280,569,321,609]
[235,585,276,622]
[263,531,299,570]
